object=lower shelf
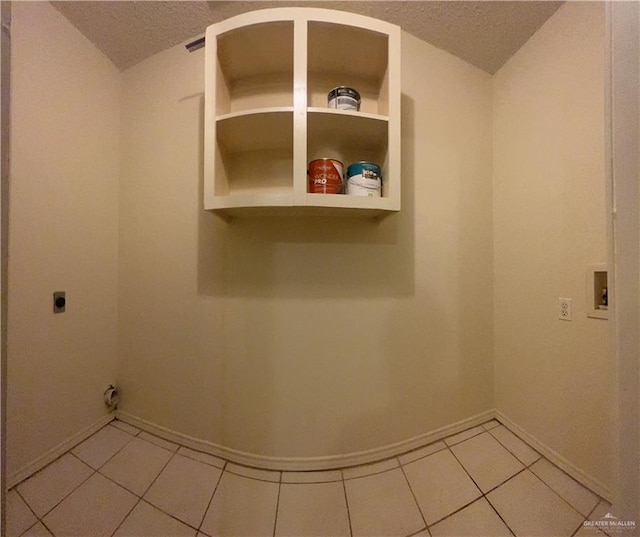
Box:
[212,205,392,219]
[207,192,400,219]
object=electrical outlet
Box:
[559,297,572,321]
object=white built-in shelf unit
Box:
[204,8,401,218]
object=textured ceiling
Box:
[52,1,563,74]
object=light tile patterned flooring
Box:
[7,419,611,537]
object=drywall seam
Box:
[7,412,115,489]
[116,409,494,471]
[494,409,612,501]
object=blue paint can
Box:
[346,162,382,197]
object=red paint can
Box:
[308,159,344,194]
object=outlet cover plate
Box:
[559,297,572,321]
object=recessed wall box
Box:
[586,264,608,320]
[53,291,66,313]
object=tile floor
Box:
[7,418,611,537]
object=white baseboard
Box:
[8,407,610,502]
[118,408,612,500]
[116,408,495,471]
[8,412,115,489]
[494,409,612,501]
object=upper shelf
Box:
[307,21,388,85]
[215,21,294,115]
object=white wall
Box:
[6,1,615,500]
[117,30,494,462]
[7,2,120,478]
[493,2,612,491]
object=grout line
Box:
[94,437,173,496]
[488,422,608,506]
[445,443,483,494]
[223,467,282,484]
[144,499,207,535]
[150,498,209,535]
[272,478,282,537]
[444,434,520,536]
[570,517,588,537]
[585,501,602,519]
[443,443,520,536]
[480,470,520,537]
[405,528,430,537]
[528,454,609,505]
[486,425,542,466]
[176,448,226,471]
[109,498,211,537]
[68,450,95,468]
[281,477,343,484]
[442,426,486,448]
[341,459,401,482]
[110,419,142,437]
[94,440,169,496]
[113,445,230,536]
[581,501,611,537]
[450,423,600,537]
[39,518,56,537]
[427,497,482,530]
[31,452,97,522]
[398,443,448,467]
[137,431,180,453]
[397,458,428,533]
[109,497,142,537]
[341,474,354,537]
[342,468,398,481]
[443,423,594,536]
[89,429,137,473]
[442,434,527,537]
[585,498,612,524]
[110,449,182,537]
[18,520,42,537]
[195,460,228,535]
[10,441,98,492]
[527,464,591,521]
[482,466,528,496]
[19,519,53,537]
[99,471,144,498]
[108,449,178,537]
[14,486,40,523]
[11,415,120,493]
[483,495,517,537]
[138,449,177,497]
[482,420,501,431]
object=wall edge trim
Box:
[115,409,494,471]
[7,412,115,489]
[494,409,612,501]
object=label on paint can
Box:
[327,86,361,111]
[346,162,382,197]
[308,159,344,194]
